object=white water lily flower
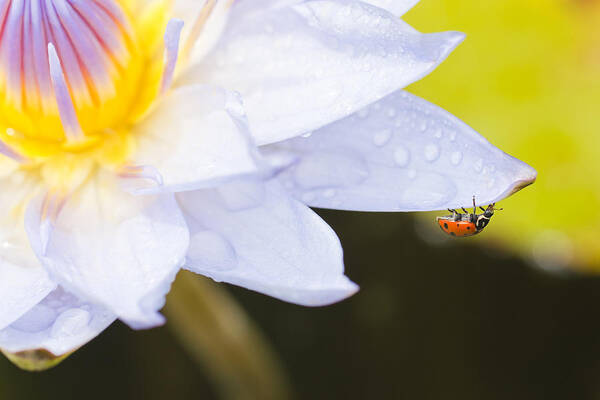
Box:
[0,0,535,362]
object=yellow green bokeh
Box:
[405,0,600,270]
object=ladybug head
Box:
[484,203,503,217]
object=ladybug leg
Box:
[472,196,477,222]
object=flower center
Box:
[0,0,168,161]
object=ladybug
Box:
[437,196,501,237]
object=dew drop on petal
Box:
[393,146,411,167]
[301,131,313,138]
[357,108,369,119]
[433,128,443,139]
[407,169,417,179]
[474,158,484,173]
[50,309,91,338]
[450,151,463,166]
[386,108,397,118]
[373,129,392,147]
[424,144,440,162]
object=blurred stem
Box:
[164,271,293,400]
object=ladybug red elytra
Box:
[437,196,501,237]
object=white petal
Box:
[269,91,537,211]
[129,85,262,194]
[177,180,358,306]
[181,0,464,145]
[172,0,233,65]
[0,287,115,356]
[362,0,420,15]
[0,170,55,330]
[0,260,56,331]
[25,172,189,329]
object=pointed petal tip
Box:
[123,313,166,330]
[300,278,360,307]
[507,162,537,196]
[438,31,466,58]
[489,159,537,204]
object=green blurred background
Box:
[2,0,600,398]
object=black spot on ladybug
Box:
[444,223,448,229]
[466,226,470,230]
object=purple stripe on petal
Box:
[52,0,115,102]
[161,19,184,94]
[69,0,129,68]
[23,0,41,112]
[1,0,25,108]
[47,42,84,141]
[43,0,93,107]
[30,0,54,113]
[0,139,27,163]
[0,0,134,124]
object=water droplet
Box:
[419,121,427,132]
[433,128,443,139]
[301,131,313,138]
[450,151,463,166]
[393,146,410,167]
[449,131,457,142]
[474,158,484,173]
[372,129,392,147]
[407,169,417,179]
[386,108,397,118]
[487,178,496,189]
[423,144,440,162]
[372,102,382,110]
[51,309,91,338]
